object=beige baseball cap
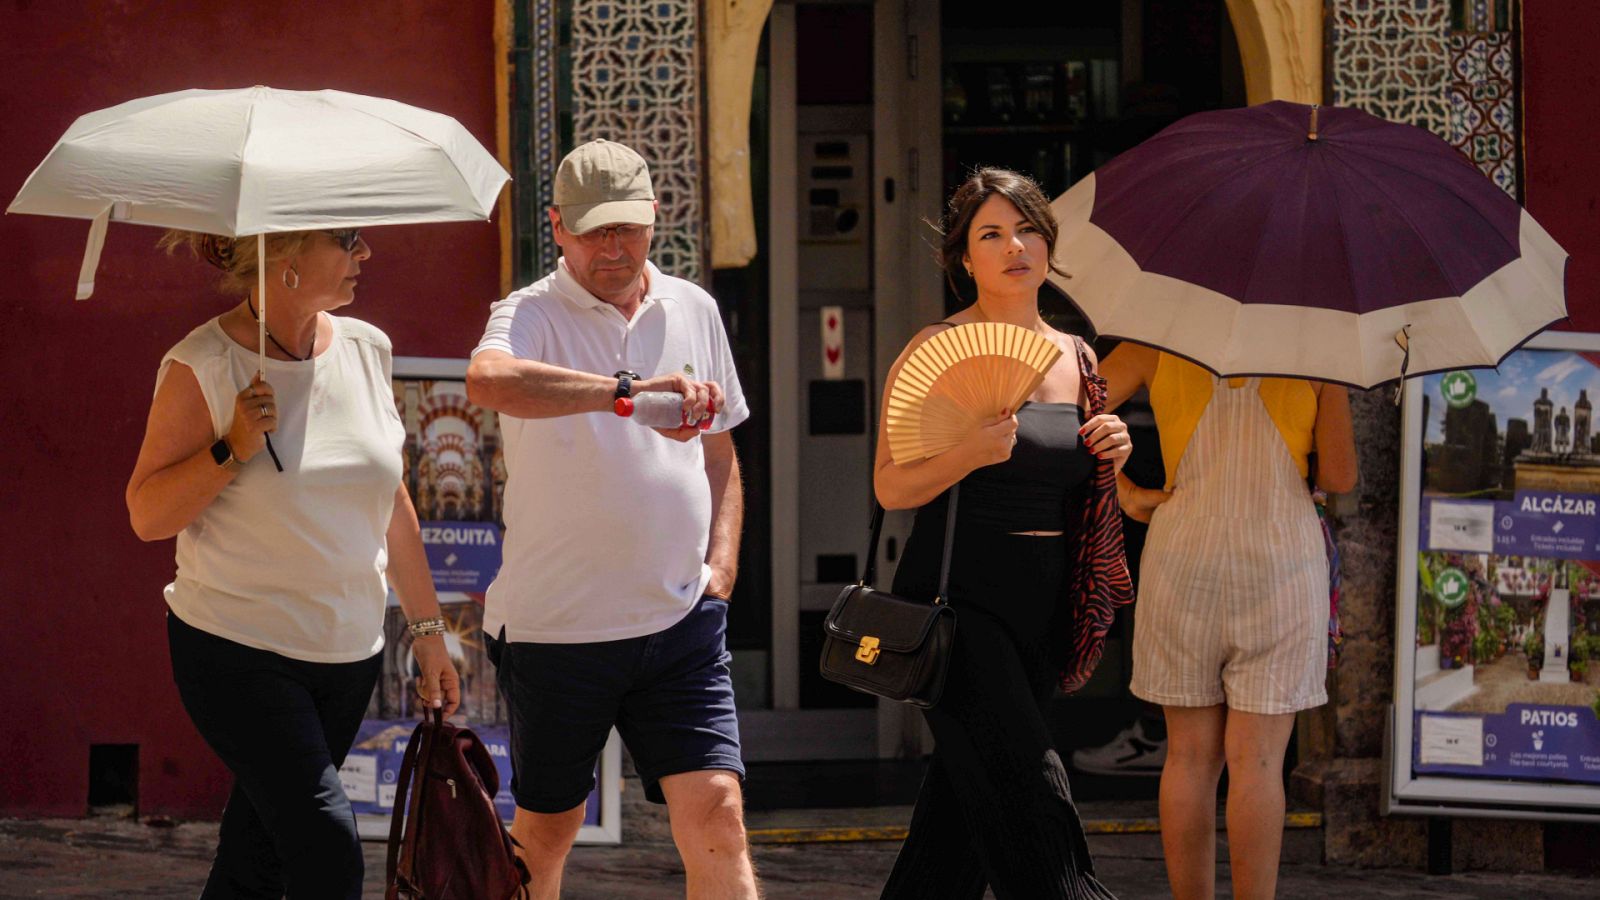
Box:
[553,139,657,234]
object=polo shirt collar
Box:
[555,258,663,314]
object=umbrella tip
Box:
[1308,104,1320,142]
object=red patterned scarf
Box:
[1057,337,1135,692]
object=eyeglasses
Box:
[567,223,649,245]
[324,229,362,252]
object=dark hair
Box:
[937,167,1069,298]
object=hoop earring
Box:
[282,265,300,290]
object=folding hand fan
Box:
[885,322,1063,465]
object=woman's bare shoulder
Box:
[897,321,958,357]
[1040,324,1091,364]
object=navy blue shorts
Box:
[486,595,744,812]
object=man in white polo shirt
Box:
[466,139,756,899]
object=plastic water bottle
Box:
[615,391,714,430]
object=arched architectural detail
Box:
[1225,0,1323,104]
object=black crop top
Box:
[917,402,1096,533]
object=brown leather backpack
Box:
[385,708,531,899]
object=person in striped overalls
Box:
[1101,346,1356,900]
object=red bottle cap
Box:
[614,397,634,417]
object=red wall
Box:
[0,2,500,817]
[1523,1,1600,331]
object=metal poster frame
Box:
[350,356,622,844]
[1386,332,1600,822]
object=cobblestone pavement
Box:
[3,816,1598,899]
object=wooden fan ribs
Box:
[885,322,1063,464]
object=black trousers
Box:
[168,612,381,900]
[881,523,1116,900]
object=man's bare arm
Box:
[467,349,712,419]
[466,350,617,418]
[702,431,743,599]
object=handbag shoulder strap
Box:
[860,504,888,587]
[858,485,960,601]
[933,485,959,603]
[857,319,964,597]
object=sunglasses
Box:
[324,229,363,252]
[567,222,649,245]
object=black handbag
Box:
[819,486,959,708]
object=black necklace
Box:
[246,298,314,361]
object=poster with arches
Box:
[344,357,621,844]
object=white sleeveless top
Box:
[157,315,406,663]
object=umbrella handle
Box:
[255,232,284,473]
[257,233,267,378]
[1390,326,1411,406]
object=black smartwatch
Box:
[210,437,245,473]
[614,370,641,400]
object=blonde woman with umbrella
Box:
[124,228,460,897]
[11,87,504,899]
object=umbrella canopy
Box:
[1047,100,1568,389]
[8,85,509,300]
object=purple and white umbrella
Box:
[1047,100,1568,389]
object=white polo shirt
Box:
[472,259,749,643]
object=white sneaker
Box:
[1070,721,1167,776]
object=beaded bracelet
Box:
[407,616,447,638]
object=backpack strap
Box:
[385,707,441,900]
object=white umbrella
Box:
[8,85,509,375]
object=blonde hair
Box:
[158,230,309,295]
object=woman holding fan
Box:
[872,167,1132,899]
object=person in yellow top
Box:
[1100,346,1356,900]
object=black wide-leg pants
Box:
[881,524,1116,900]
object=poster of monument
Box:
[342,358,621,843]
[1389,335,1600,821]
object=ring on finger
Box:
[260,404,269,416]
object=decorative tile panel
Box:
[1451,0,1509,33]
[532,0,561,277]
[1448,31,1517,196]
[572,0,706,284]
[1331,0,1452,139]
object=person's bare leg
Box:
[1222,709,1296,900]
[508,804,587,900]
[1160,705,1227,900]
[659,770,759,899]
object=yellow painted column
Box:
[706,0,775,270]
[1225,0,1323,104]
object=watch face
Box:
[210,438,232,466]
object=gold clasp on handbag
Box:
[856,635,881,665]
